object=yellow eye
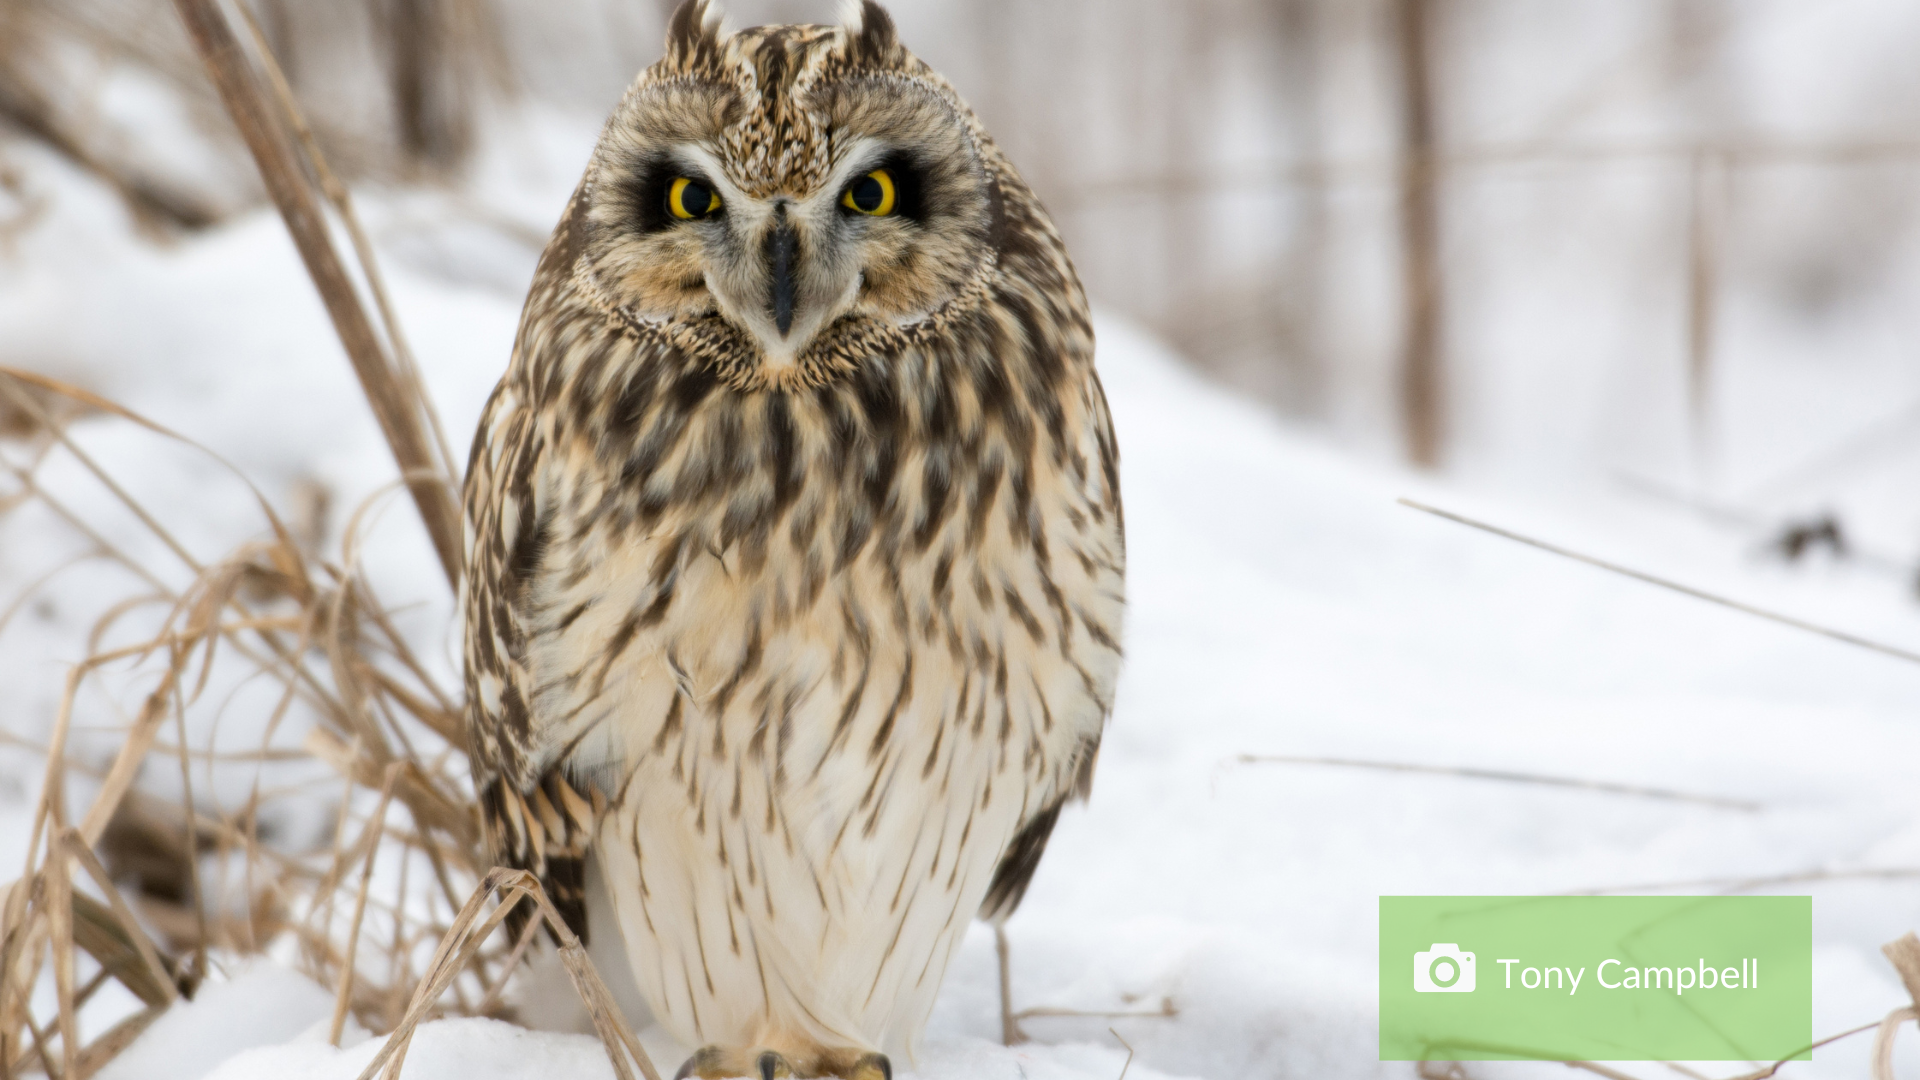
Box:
[841,169,896,216]
[668,177,720,220]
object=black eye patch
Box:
[617,155,719,233]
[855,152,925,221]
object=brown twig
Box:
[1109,1028,1135,1080]
[995,922,1024,1046]
[1552,1016,1885,1080]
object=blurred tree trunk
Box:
[0,0,217,230]
[1162,4,1209,346]
[1393,0,1444,467]
[382,0,504,170]
[1274,0,1329,413]
[1669,0,1728,478]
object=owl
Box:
[459,3,1124,1077]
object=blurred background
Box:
[10,1,1920,500]
[9,6,1920,1076]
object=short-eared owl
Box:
[461,2,1124,1075]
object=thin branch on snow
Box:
[1109,1028,1135,1080]
[1234,754,1761,811]
[1398,498,1920,667]
[1559,867,1920,897]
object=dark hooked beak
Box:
[766,215,798,338]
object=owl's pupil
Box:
[850,176,885,213]
[677,181,712,216]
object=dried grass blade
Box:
[1565,1062,1647,1080]
[306,728,477,849]
[73,1003,164,1080]
[556,941,642,1080]
[470,913,541,1017]
[1871,1006,1916,1080]
[44,840,78,1079]
[331,764,403,1046]
[0,375,200,574]
[506,869,660,1080]
[60,831,178,1007]
[0,368,318,604]
[353,873,521,1080]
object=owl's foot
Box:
[807,1049,892,1080]
[674,1047,796,1080]
[672,1047,890,1080]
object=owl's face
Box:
[574,1,1001,384]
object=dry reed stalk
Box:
[1883,933,1920,1006]
[330,764,402,1046]
[1870,1007,1916,1080]
[352,869,662,1080]
[170,0,463,587]
[43,839,77,1079]
[58,833,177,1009]
[231,1,460,483]
[469,913,541,1018]
[0,363,506,1073]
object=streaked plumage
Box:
[460,3,1123,1074]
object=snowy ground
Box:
[5,105,1920,1080]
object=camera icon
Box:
[1413,944,1476,992]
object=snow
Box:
[95,963,338,1080]
[7,98,1920,1080]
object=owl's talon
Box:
[675,1047,720,1080]
[758,1050,795,1080]
[674,1047,797,1080]
[803,1049,891,1080]
[848,1051,892,1080]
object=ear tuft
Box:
[839,0,900,66]
[663,0,729,71]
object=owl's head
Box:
[568,0,1007,387]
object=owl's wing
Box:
[979,365,1124,922]
[978,741,1099,921]
[462,375,602,945]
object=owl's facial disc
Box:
[673,155,874,369]
[579,14,1000,380]
[672,143,942,369]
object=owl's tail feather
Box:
[480,772,603,948]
